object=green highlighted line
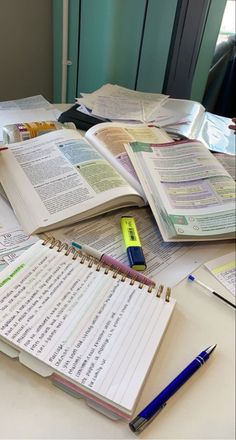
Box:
[0,264,25,288]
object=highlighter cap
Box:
[127,246,146,271]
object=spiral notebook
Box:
[0,238,176,420]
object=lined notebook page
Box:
[0,240,175,413]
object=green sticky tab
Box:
[169,215,188,225]
[130,142,153,152]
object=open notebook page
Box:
[0,240,175,416]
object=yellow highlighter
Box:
[120,216,146,271]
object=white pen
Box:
[188,274,236,309]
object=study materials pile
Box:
[0,91,235,431]
[0,238,175,420]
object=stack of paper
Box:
[76,83,169,123]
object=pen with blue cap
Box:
[120,216,146,271]
[129,344,217,433]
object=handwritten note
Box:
[0,240,175,412]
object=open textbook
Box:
[125,139,236,242]
[0,125,170,235]
[0,239,175,420]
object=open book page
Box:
[86,122,171,195]
[214,153,236,180]
[0,240,175,416]
[125,140,236,241]
[0,129,144,235]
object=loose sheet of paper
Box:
[204,252,236,296]
[92,96,145,120]
[0,95,56,111]
[0,192,38,266]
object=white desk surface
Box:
[0,241,235,439]
[0,104,235,439]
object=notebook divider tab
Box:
[52,373,127,420]
[19,351,54,377]
[0,340,20,358]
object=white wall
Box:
[0,0,53,101]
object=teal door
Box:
[53,0,226,104]
[53,0,177,102]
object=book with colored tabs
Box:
[0,238,175,420]
[125,139,236,242]
[0,125,171,235]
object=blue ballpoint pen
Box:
[129,344,217,433]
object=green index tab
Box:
[130,142,153,152]
[0,263,25,288]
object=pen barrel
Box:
[101,255,153,285]
[140,353,208,419]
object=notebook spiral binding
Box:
[42,236,171,302]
